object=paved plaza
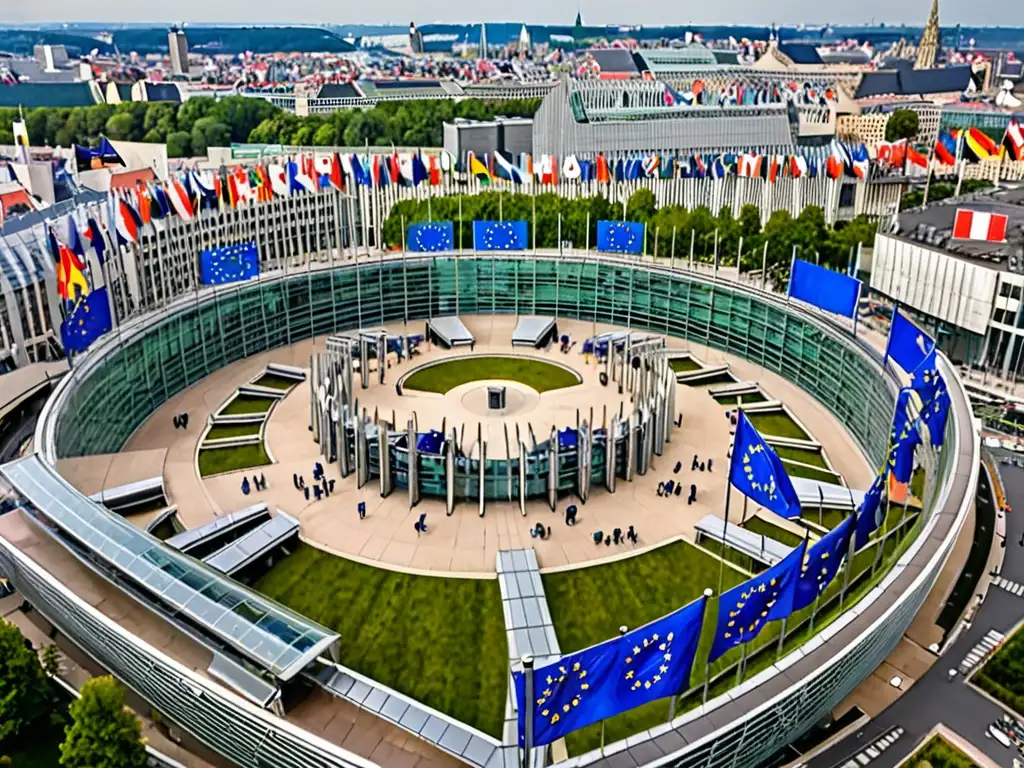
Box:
[83,316,875,575]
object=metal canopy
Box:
[1,456,338,681]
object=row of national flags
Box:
[517,348,951,748]
[930,121,1024,167]
[468,140,871,188]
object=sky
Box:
[4,0,1011,27]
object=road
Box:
[807,455,1024,768]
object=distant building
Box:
[168,26,189,77]
[914,0,941,70]
[33,45,68,72]
[443,117,533,167]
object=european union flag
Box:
[473,220,528,251]
[709,540,806,662]
[909,349,941,400]
[596,221,645,254]
[854,471,887,550]
[60,287,112,354]
[793,511,855,611]
[514,640,618,747]
[788,258,861,319]
[200,242,260,286]
[921,379,951,448]
[729,411,801,520]
[885,310,935,376]
[611,596,706,710]
[408,222,454,252]
[889,388,920,484]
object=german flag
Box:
[962,127,1000,162]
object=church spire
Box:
[915,0,940,69]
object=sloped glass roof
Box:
[1,455,338,681]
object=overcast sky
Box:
[5,0,1009,28]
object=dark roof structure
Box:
[142,82,182,102]
[0,82,96,108]
[855,63,973,98]
[777,43,823,65]
[587,48,639,75]
[315,82,360,99]
[894,186,1024,269]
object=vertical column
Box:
[377,332,387,385]
[355,409,369,488]
[606,415,619,493]
[548,427,559,512]
[309,354,320,443]
[577,421,591,503]
[360,336,370,389]
[478,425,487,518]
[519,441,528,516]
[378,423,392,497]
[445,427,457,516]
[625,410,637,482]
[338,403,351,478]
[407,419,420,508]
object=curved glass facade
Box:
[52,256,895,474]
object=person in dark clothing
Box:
[707,458,713,472]
[293,473,300,489]
[657,482,665,497]
[259,473,266,490]
[689,484,697,503]
[674,484,682,496]
[626,526,637,544]
[674,461,682,473]
[173,415,180,430]
[566,505,578,526]
[691,454,699,471]
[613,527,622,545]
[699,462,705,472]
[180,413,189,429]
[592,530,604,545]
[358,501,367,520]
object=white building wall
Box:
[871,232,999,336]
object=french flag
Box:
[952,208,1008,243]
[114,196,141,244]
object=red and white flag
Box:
[952,208,1008,242]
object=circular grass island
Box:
[401,354,581,394]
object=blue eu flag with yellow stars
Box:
[408,221,454,252]
[885,310,935,376]
[854,471,887,551]
[921,378,950,449]
[793,511,855,611]
[709,539,806,662]
[729,411,801,520]
[473,220,528,251]
[610,595,706,711]
[888,388,920,484]
[60,287,113,354]
[596,220,645,254]
[199,241,260,286]
[513,641,618,747]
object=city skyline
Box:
[3,0,1012,29]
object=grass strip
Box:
[205,422,263,441]
[254,372,302,391]
[198,443,271,477]
[403,356,579,394]
[746,411,810,441]
[254,543,507,739]
[221,395,277,415]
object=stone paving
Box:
[106,316,872,575]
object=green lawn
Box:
[205,421,264,441]
[772,445,829,470]
[742,515,805,549]
[801,507,847,531]
[907,735,979,768]
[974,618,1024,716]
[254,372,302,390]
[198,443,272,477]
[713,391,767,405]
[747,411,810,441]
[669,357,702,373]
[221,395,277,415]
[783,461,843,485]
[678,371,737,387]
[544,541,748,753]
[403,356,579,394]
[253,543,507,739]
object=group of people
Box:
[591,526,639,546]
[654,455,712,504]
[172,412,190,430]
[293,462,335,501]
[240,473,267,495]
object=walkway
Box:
[115,317,871,575]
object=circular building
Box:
[0,197,976,768]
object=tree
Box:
[41,644,62,678]
[885,109,921,142]
[59,676,146,768]
[165,131,192,158]
[0,619,51,743]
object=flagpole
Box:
[922,143,935,206]
[840,487,857,611]
[670,226,677,270]
[761,241,768,292]
[521,654,534,768]
[699,588,715,705]
[717,479,732,596]
[735,642,748,685]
